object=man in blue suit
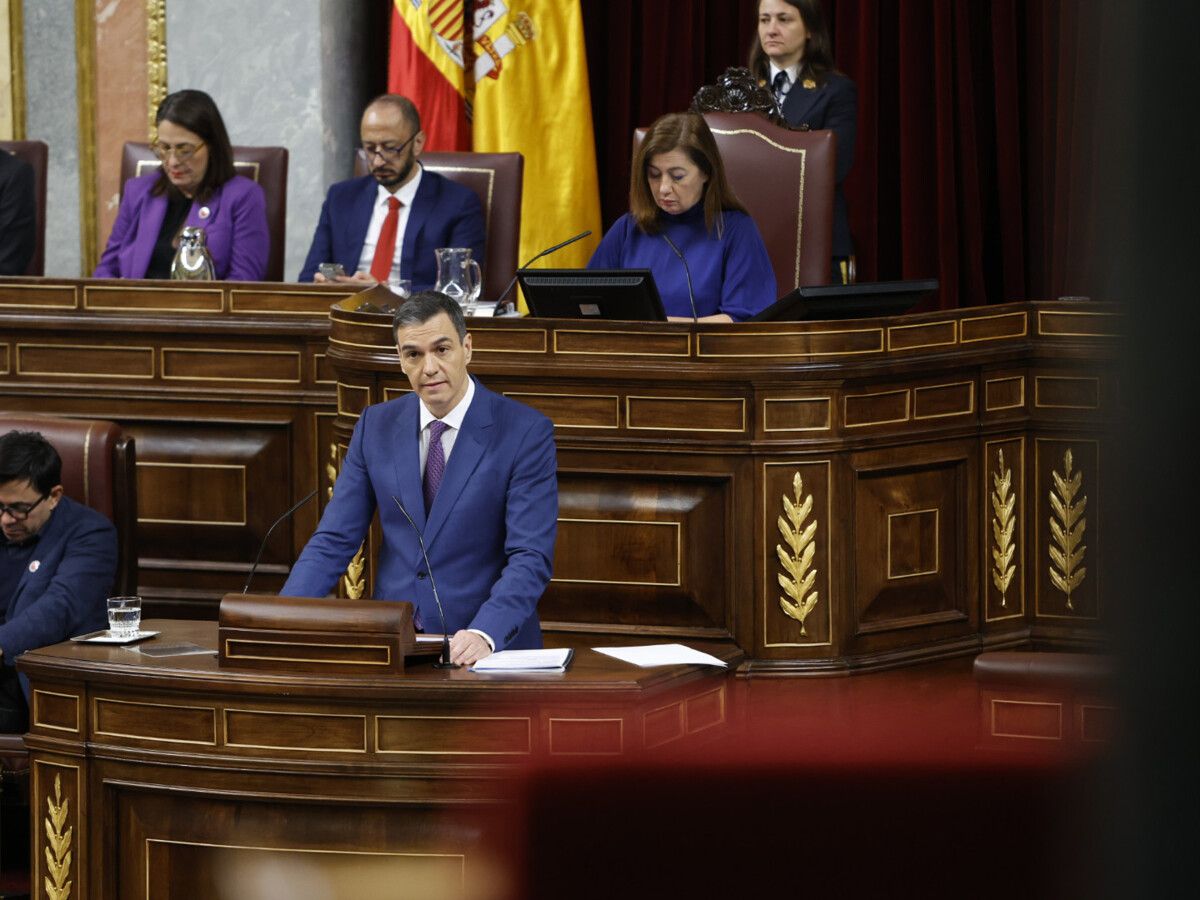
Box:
[298,95,485,287]
[282,292,557,666]
[1,430,115,731]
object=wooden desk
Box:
[17,620,735,899]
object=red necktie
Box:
[370,196,402,283]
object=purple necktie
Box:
[423,420,449,513]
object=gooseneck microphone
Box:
[392,496,458,669]
[495,230,594,308]
[661,233,698,323]
[242,489,319,594]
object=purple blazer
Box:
[93,173,269,280]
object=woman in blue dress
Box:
[588,112,776,322]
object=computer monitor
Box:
[749,278,939,322]
[519,269,667,321]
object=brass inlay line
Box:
[471,328,549,354]
[161,347,303,383]
[762,396,832,432]
[990,698,1063,740]
[913,381,975,420]
[229,289,348,316]
[886,507,940,580]
[336,383,371,418]
[960,311,1028,342]
[685,686,727,735]
[886,319,958,351]
[31,689,81,734]
[1034,375,1100,410]
[328,336,396,350]
[83,283,223,313]
[1036,309,1121,338]
[985,375,1026,411]
[0,282,80,308]
[642,701,684,750]
[553,328,691,357]
[222,638,391,666]
[625,395,746,433]
[503,390,620,429]
[548,717,625,755]
[776,471,820,636]
[223,707,368,753]
[136,461,247,526]
[697,326,884,358]
[374,714,532,756]
[843,388,910,428]
[93,696,218,746]
[15,342,156,379]
[552,518,682,587]
[763,460,833,647]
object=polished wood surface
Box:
[1,277,1118,673]
[17,620,736,899]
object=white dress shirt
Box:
[356,165,424,282]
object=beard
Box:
[371,153,416,190]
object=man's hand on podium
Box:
[449,630,491,667]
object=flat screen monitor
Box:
[519,269,667,321]
[749,278,939,322]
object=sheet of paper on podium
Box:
[592,644,728,668]
[471,648,575,672]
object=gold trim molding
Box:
[75,0,97,275]
[5,0,26,139]
[146,0,167,138]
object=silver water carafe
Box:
[171,226,215,280]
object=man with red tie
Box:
[298,94,485,287]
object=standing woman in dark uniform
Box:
[750,0,856,283]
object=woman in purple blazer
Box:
[94,89,269,280]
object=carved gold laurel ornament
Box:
[328,442,367,599]
[991,449,1017,606]
[777,472,820,636]
[1048,448,1087,609]
[44,773,73,900]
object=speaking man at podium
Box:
[281,292,558,666]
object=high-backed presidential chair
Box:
[355,150,524,303]
[120,142,289,281]
[0,415,138,596]
[634,111,835,293]
[0,139,49,276]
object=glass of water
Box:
[107,596,142,638]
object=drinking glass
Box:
[107,596,142,638]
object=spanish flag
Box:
[470,1,601,272]
[389,1,471,151]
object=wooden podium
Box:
[16,620,736,898]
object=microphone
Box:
[661,233,698,323]
[495,230,594,308]
[392,496,457,669]
[243,489,318,594]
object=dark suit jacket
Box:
[0,149,36,276]
[281,379,557,651]
[297,168,486,286]
[781,72,857,258]
[1,497,116,694]
[93,173,270,280]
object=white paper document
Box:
[592,644,728,668]
[471,648,574,672]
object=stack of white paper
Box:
[471,648,574,671]
[592,644,727,668]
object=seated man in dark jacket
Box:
[0,148,36,275]
[0,430,115,732]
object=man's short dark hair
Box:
[392,291,468,343]
[0,430,62,494]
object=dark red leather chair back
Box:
[355,150,524,302]
[121,142,289,281]
[0,139,49,276]
[0,415,138,596]
[634,111,835,291]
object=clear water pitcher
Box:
[433,247,482,315]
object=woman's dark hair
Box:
[629,112,747,237]
[151,89,236,201]
[0,430,62,495]
[748,0,838,88]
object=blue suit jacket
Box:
[281,380,557,651]
[93,173,270,280]
[297,168,485,286]
[1,497,116,694]
[780,72,857,258]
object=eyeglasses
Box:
[150,141,205,162]
[361,132,419,162]
[0,494,47,521]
